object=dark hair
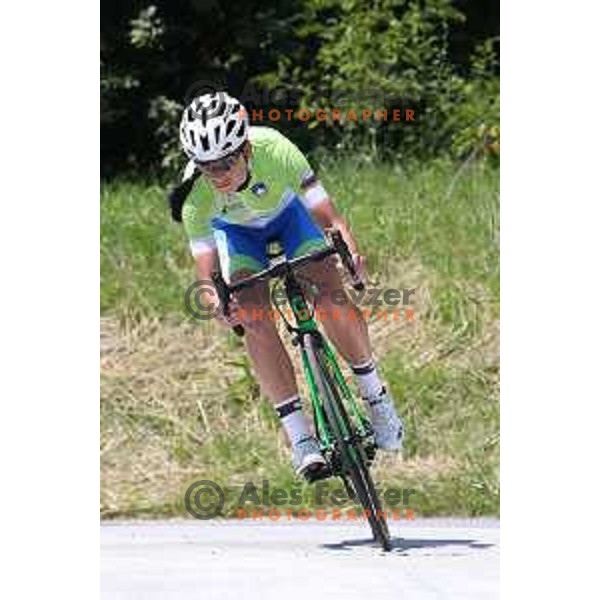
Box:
[167,168,202,223]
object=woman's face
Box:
[209,155,248,192]
[201,144,251,193]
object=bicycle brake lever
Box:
[329,230,364,291]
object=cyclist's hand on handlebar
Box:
[339,253,366,288]
[216,296,244,328]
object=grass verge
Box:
[100,158,499,518]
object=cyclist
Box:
[170,92,404,479]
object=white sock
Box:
[352,358,385,403]
[275,396,312,445]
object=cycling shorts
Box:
[211,194,327,282]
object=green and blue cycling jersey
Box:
[182,126,329,280]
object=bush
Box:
[101,1,499,176]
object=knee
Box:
[317,292,352,316]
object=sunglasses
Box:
[196,147,245,176]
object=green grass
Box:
[101,158,499,320]
[100,158,499,519]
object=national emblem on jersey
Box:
[250,181,268,196]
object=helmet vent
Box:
[200,134,210,152]
[214,102,226,118]
[225,119,236,136]
[237,121,246,138]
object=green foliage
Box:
[450,39,500,159]
[129,5,164,49]
[285,0,498,160]
[101,159,499,319]
[101,1,499,176]
[257,0,466,157]
[101,160,499,517]
[148,95,183,171]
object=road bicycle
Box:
[213,229,392,551]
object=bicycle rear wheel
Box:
[306,336,391,551]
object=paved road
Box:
[101,519,499,599]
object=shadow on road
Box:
[322,536,495,554]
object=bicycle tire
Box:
[306,336,392,551]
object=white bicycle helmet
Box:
[179,92,249,162]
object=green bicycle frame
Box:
[285,282,371,452]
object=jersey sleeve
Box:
[181,184,215,257]
[274,130,329,209]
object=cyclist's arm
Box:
[275,127,360,255]
[303,188,359,256]
[194,247,217,282]
[193,247,243,327]
[181,196,222,306]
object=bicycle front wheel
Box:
[306,336,391,551]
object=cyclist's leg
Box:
[212,218,297,401]
[274,199,404,451]
[274,196,371,364]
[236,277,299,402]
[212,218,326,469]
[300,254,372,364]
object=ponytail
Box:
[167,165,201,223]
